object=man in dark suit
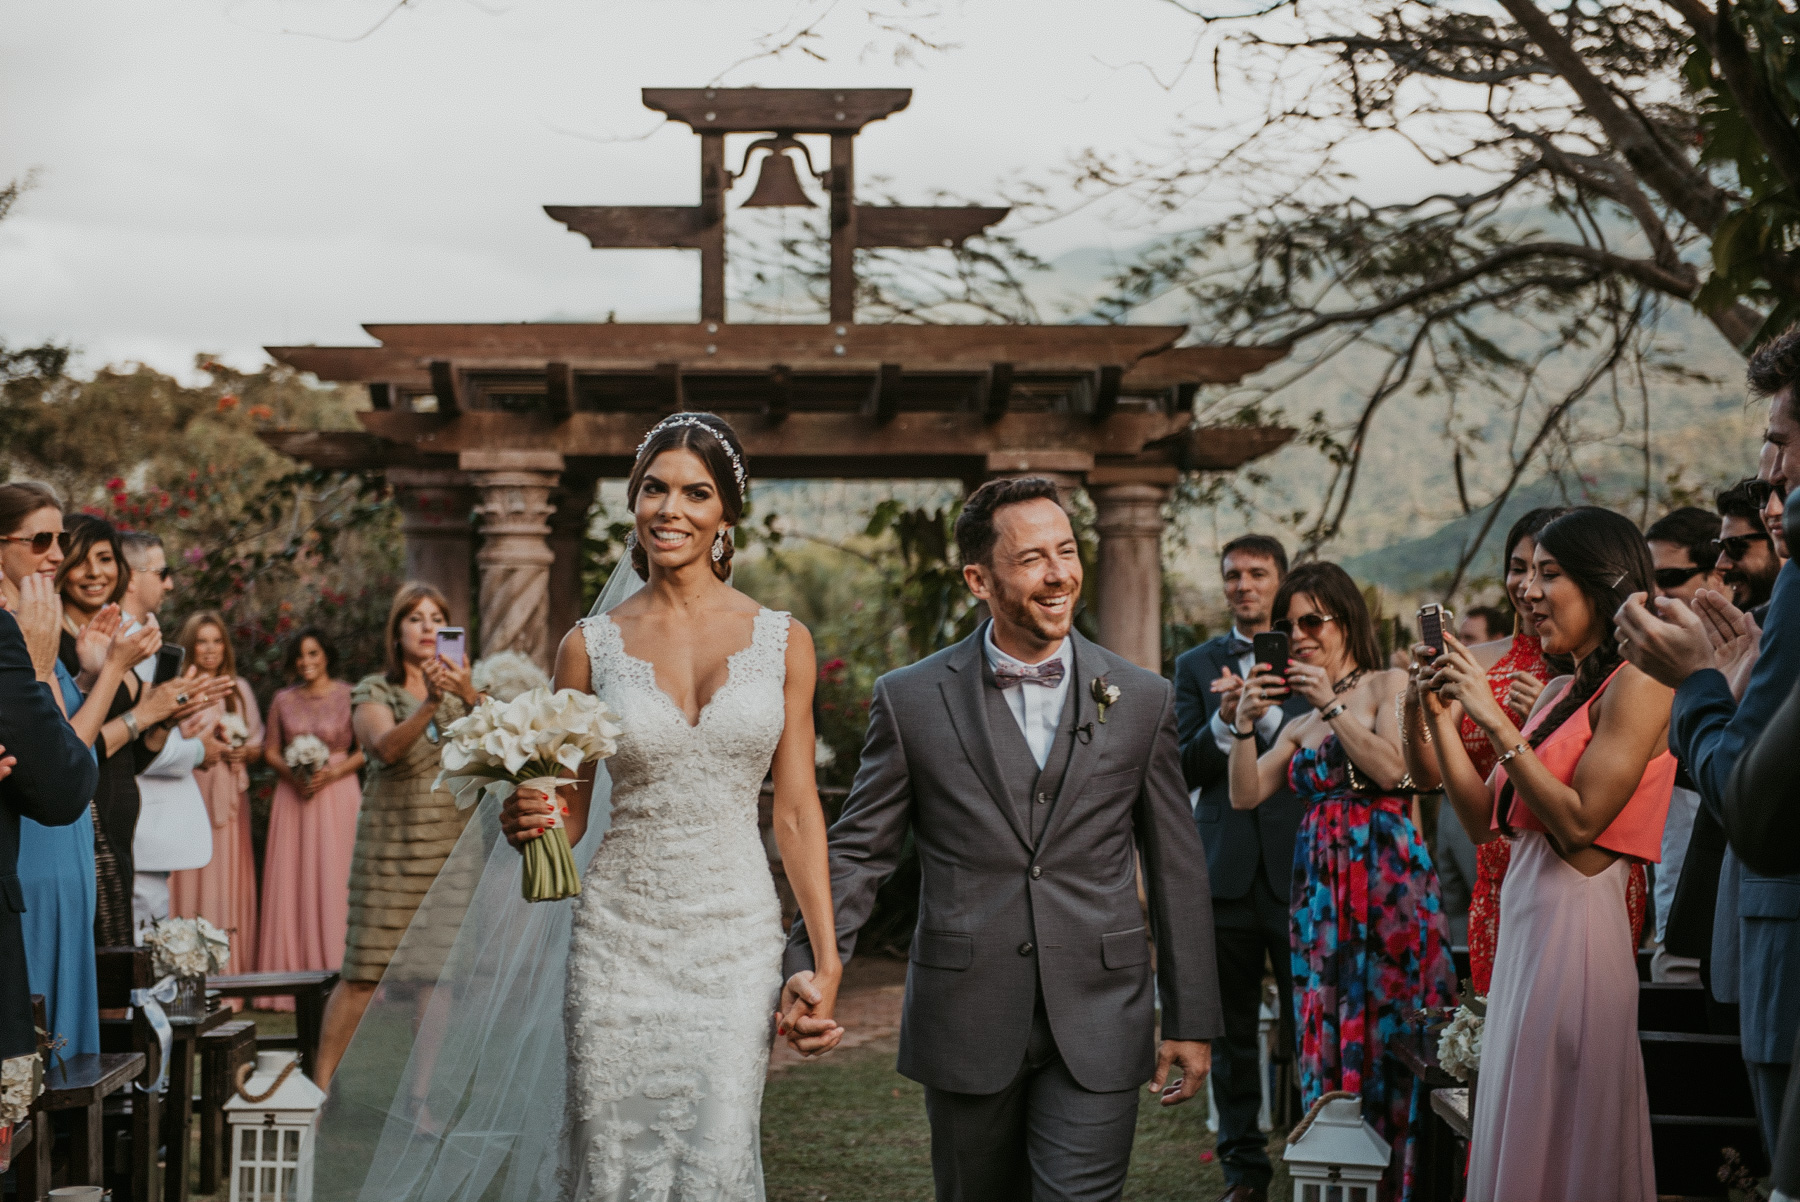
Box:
[1,578,101,1061]
[784,477,1222,1202]
[1618,326,1800,1157]
[1173,534,1309,1202]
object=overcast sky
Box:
[6,0,1357,377]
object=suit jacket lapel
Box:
[1038,632,1105,851]
[939,625,1032,850]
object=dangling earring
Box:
[712,528,728,562]
[624,530,638,554]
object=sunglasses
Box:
[1743,479,1776,507]
[0,531,66,554]
[1719,532,1771,561]
[1653,565,1707,590]
[1275,613,1336,637]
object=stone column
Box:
[387,469,478,628]
[461,450,564,671]
[547,471,600,655]
[1091,482,1170,671]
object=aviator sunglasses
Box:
[0,530,68,554]
[1274,613,1337,637]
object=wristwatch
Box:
[1230,725,1258,740]
[1318,702,1348,722]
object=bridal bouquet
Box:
[284,733,330,785]
[144,916,232,978]
[1436,996,1485,1082]
[217,712,251,749]
[434,686,622,902]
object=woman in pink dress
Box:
[257,628,364,1008]
[168,611,263,979]
[1421,507,1675,1202]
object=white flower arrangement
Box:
[1436,997,1485,1082]
[814,735,837,772]
[144,915,231,979]
[217,712,251,749]
[434,686,623,901]
[471,650,552,703]
[283,733,330,783]
[0,1053,42,1127]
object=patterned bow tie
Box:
[993,660,1066,689]
[1225,636,1254,659]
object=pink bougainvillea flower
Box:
[184,547,205,564]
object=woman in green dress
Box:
[313,582,478,1087]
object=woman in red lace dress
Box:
[1404,507,1649,994]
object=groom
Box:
[783,477,1223,1201]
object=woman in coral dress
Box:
[257,629,364,1008]
[1424,507,1672,1202]
[168,611,263,979]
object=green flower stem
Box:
[521,826,581,902]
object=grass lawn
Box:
[762,1037,1293,1201]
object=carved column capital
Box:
[462,452,565,670]
[387,468,478,627]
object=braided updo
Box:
[624,412,748,582]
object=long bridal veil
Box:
[315,563,646,1202]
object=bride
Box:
[316,412,844,1202]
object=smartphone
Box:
[152,644,186,684]
[434,626,468,668]
[1419,603,1456,659]
[1251,631,1289,681]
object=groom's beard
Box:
[990,583,1077,646]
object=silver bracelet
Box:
[121,710,141,741]
[1318,702,1347,722]
[1495,742,1529,768]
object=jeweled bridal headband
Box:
[634,414,748,495]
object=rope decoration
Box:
[234,1057,299,1105]
[1286,1089,1361,1144]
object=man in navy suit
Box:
[1173,534,1310,1202]
[1,580,100,1062]
[1618,324,1800,1156]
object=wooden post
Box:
[462,450,564,670]
[699,133,726,323]
[829,132,856,324]
[388,469,478,632]
[1090,482,1169,671]
[548,471,600,655]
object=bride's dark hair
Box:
[625,412,747,582]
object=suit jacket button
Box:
[1035,791,1050,804]
[1018,941,1034,955]
[1030,866,1042,879]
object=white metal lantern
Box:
[1282,1095,1390,1202]
[224,1051,327,1202]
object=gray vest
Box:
[980,663,1078,846]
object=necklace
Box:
[1331,668,1365,695]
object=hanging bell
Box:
[738,137,817,208]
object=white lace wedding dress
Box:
[559,607,791,1202]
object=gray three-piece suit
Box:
[785,624,1224,1201]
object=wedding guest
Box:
[1401,508,1581,997]
[258,628,364,1009]
[0,537,99,1067]
[55,516,221,946]
[168,610,262,975]
[122,531,221,938]
[314,583,476,1086]
[1428,506,1673,1202]
[1617,326,1800,1160]
[1229,562,1455,1184]
[1456,606,1508,645]
[1174,534,1306,1202]
[1716,477,1782,612]
[1645,507,1726,984]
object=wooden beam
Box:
[543,205,710,248]
[1122,344,1288,389]
[1162,424,1298,471]
[829,134,855,324]
[863,363,902,425]
[544,362,575,421]
[983,363,1013,423]
[855,206,1010,249]
[699,135,726,323]
[1090,365,1123,423]
[654,362,684,412]
[428,361,463,416]
[356,323,1187,372]
[367,383,393,411]
[267,346,429,387]
[642,87,911,134]
[764,364,792,425]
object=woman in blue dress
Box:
[1,481,156,1056]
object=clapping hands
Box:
[1615,588,1758,695]
[776,970,844,1058]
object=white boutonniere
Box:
[1091,675,1121,723]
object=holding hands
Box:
[777,969,844,1058]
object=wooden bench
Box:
[95,946,166,1202]
[34,1051,147,1190]
[197,1019,257,1196]
[1394,1032,1465,1202]
[206,971,337,1077]
[1640,1029,1766,1197]
[11,995,52,1202]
